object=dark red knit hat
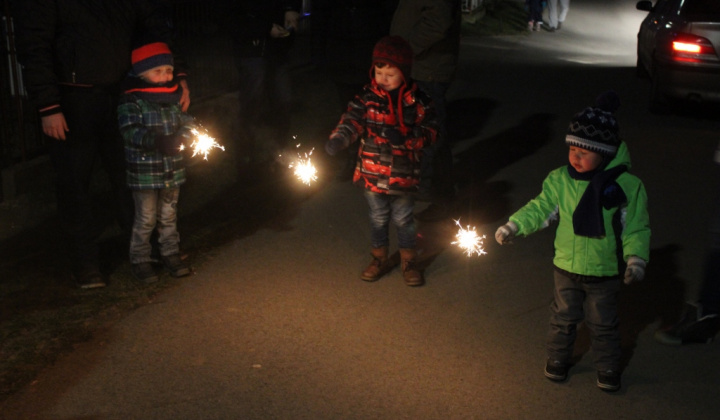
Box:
[132,42,173,76]
[372,35,413,82]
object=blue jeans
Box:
[547,270,622,371]
[364,191,416,249]
[129,188,180,264]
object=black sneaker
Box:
[654,303,720,345]
[596,369,621,392]
[131,262,159,284]
[162,254,191,277]
[544,359,568,382]
[74,266,106,289]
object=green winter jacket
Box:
[509,142,650,277]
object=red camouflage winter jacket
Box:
[330,79,438,195]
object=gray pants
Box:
[130,188,180,264]
[547,0,570,29]
[547,270,622,371]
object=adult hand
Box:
[270,23,290,38]
[41,113,69,140]
[179,79,191,112]
[624,256,646,285]
[494,221,518,245]
[284,10,300,31]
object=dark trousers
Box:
[48,87,133,271]
[416,80,454,200]
[547,270,622,371]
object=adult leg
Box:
[235,57,267,165]
[96,90,134,235]
[558,0,570,24]
[546,0,559,29]
[51,88,104,279]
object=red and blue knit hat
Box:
[372,35,413,82]
[131,42,174,76]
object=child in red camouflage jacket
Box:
[325,35,438,286]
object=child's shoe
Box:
[162,254,191,277]
[399,248,423,287]
[544,358,568,382]
[596,369,621,392]
[131,262,159,284]
[654,302,720,345]
[534,22,542,31]
[528,21,534,31]
[361,246,389,282]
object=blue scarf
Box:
[568,163,628,238]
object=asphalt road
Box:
[2,1,719,419]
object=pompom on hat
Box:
[371,35,413,82]
[565,90,621,156]
[131,42,174,76]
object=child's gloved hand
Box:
[494,221,518,245]
[155,133,184,156]
[624,256,646,285]
[325,135,347,156]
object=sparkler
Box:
[287,142,318,185]
[180,128,225,160]
[452,219,487,257]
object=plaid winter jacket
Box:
[331,79,438,195]
[118,94,195,190]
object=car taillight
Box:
[671,33,718,63]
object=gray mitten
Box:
[495,221,518,245]
[624,256,646,285]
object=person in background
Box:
[527,0,543,32]
[311,0,398,181]
[117,42,195,284]
[390,0,461,221]
[325,36,438,287]
[655,141,720,345]
[495,91,650,392]
[216,0,301,170]
[545,0,570,32]
[17,0,190,288]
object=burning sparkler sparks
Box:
[287,143,318,185]
[452,219,487,257]
[180,128,225,160]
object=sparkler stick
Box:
[180,128,225,160]
[452,219,487,257]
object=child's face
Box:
[140,65,174,84]
[374,64,404,92]
[568,146,604,173]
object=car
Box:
[635,0,720,113]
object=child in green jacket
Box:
[495,91,650,392]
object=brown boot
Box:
[361,246,389,281]
[400,248,423,287]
